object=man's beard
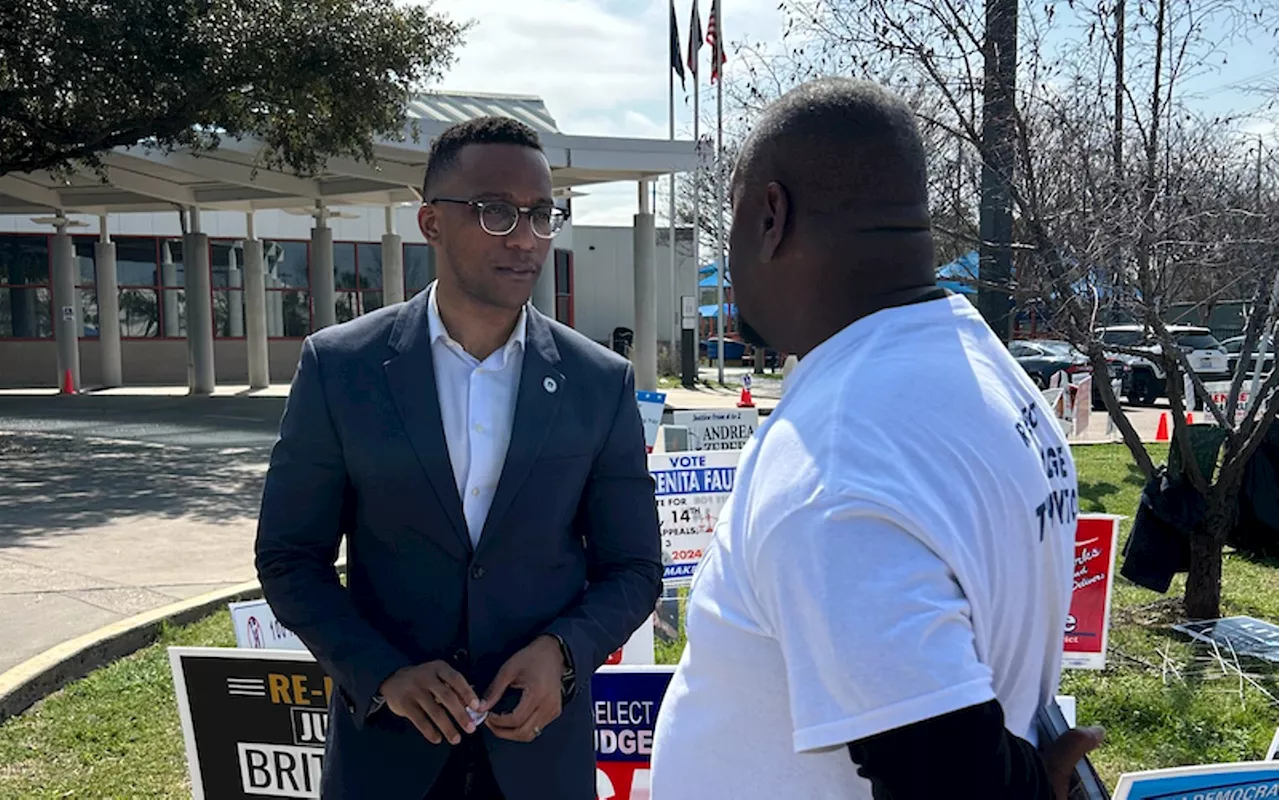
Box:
[737,311,771,349]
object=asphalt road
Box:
[0,395,286,450]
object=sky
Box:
[422,0,1277,227]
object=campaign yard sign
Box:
[229,599,307,652]
[671,408,758,452]
[1204,380,1253,426]
[635,391,667,453]
[1063,515,1121,670]
[594,666,674,800]
[603,613,657,666]
[171,649,674,800]
[648,450,739,586]
[1113,761,1279,800]
[170,647,331,799]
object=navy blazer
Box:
[254,289,663,800]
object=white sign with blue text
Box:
[672,408,758,452]
[229,599,307,652]
[648,450,739,586]
[635,391,667,453]
[1113,761,1278,800]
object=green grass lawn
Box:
[0,445,1274,796]
[0,612,236,798]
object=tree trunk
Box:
[1183,493,1232,620]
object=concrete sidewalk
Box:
[0,429,266,675]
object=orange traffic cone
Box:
[61,369,76,395]
[1155,412,1170,442]
[737,385,755,408]
[1186,412,1195,426]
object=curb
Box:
[0,579,265,725]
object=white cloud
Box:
[415,0,783,224]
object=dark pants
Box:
[424,738,505,800]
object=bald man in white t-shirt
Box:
[649,78,1103,800]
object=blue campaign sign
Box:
[593,666,674,800]
[1114,761,1279,800]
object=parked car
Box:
[1222,334,1275,378]
[1009,339,1127,411]
[701,337,747,363]
[1096,324,1230,407]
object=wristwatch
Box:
[548,633,576,701]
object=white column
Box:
[161,241,180,337]
[633,180,658,392]
[95,216,122,387]
[310,207,336,330]
[382,206,404,304]
[533,249,556,317]
[243,213,269,388]
[227,247,244,338]
[51,223,80,391]
[183,214,216,394]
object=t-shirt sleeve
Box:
[749,499,997,754]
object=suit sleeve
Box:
[543,363,663,684]
[254,336,414,725]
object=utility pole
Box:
[978,0,1017,342]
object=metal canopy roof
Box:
[0,91,694,216]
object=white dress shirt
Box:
[427,281,527,547]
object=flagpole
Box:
[668,4,679,355]
[714,1,726,386]
[690,4,701,385]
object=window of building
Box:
[264,240,310,337]
[334,242,359,323]
[116,237,165,338]
[211,239,248,339]
[156,238,185,338]
[73,236,98,338]
[554,248,574,327]
[0,234,52,339]
[404,243,436,299]
[356,243,384,314]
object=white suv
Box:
[1096,325,1230,406]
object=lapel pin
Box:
[543,376,558,394]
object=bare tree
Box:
[733,0,1278,618]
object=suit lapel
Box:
[476,308,564,556]
[383,290,471,558]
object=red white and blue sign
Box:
[1063,514,1121,670]
[593,666,674,800]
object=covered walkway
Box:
[0,92,694,393]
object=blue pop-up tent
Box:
[936,250,978,295]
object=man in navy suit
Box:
[255,116,663,800]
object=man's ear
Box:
[759,181,790,263]
[417,203,441,245]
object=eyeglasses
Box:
[429,197,569,239]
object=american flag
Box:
[705,0,726,82]
[687,0,702,75]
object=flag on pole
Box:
[687,0,703,75]
[706,0,726,82]
[670,1,686,91]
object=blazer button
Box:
[454,648,469,664]
[470,565,485,580]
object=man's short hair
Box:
[422,116,544,197]
[739,78,930,216]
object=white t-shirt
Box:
[649,294,1077,800]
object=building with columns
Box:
[0,92,694,393]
